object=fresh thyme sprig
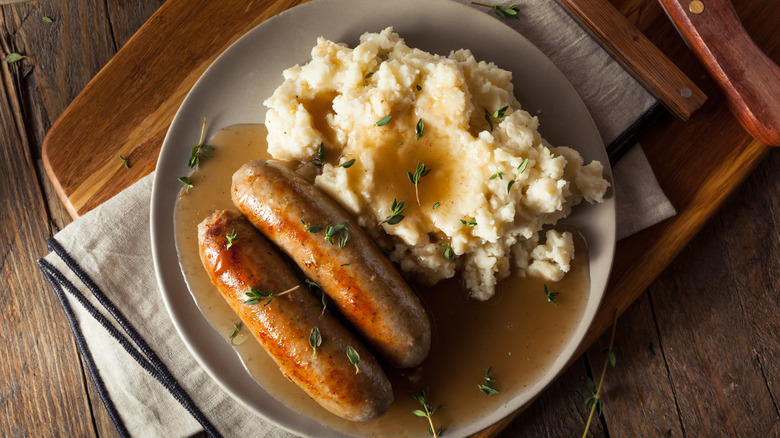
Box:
[345,345,360,374]
[178,176,193,192]
[325,221,350,248]
[187,118,214,169]
[484,106,509,131]
[478,366,499,395]
[543,284,559,306]
[225,229,238,249]
[301,219,323,234]
[312,142,326,168]
[461,218,477,227]
[582,311,618,437]
[408,161,432,205]
[506,157,529,193]
[440,242,455,262]
[410,388,442,437]
[309,326,322,356]
[379,199,407,226]
[229,322,241,340]
[119,155,130,169]
[243,284,300,307]
[472,2,521,18]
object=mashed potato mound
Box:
[264,28,609,300]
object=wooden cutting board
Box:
[40,0,773,436]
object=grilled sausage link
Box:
[231,160,431,368]
[198,210,392,421]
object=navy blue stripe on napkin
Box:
[38,238,223,438]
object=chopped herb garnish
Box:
[2,53,26,63]
[478,366,499,395]
[119,155,130,169]
[415,118,425,140]
[394,140,404,146]
[408,161,432,205]
[440,242,455,262]
[472,2,521,18]
[375,115,392,127]
[229,322,241,339]
[312,142,326,168]
[309,326,322,356]
[379,199,407,226]
[416,84,422,91]
[506,158,529,193]
[325,221,350,247]
[243,284,299,307]
[432,202,441,210]
[178,176,193,191]
[364,71,374,79]
[490,171,504,180]
[338,158,355,168]
[484,108,494,131]
[43,16,54,23]
[305,279,320,290]
[461,218,477,227]
[301,219,323,234]
[543,284,559,306]
[226,229,238,249]
[345,345,360,374]
[187,118,214,169]
[410,388,442,438]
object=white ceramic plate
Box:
[150,0,615,436]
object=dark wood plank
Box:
[646,148,780,436]
[1,1,161,436]
[586,295,684,437]
[0,34,95,438]
[496,358,606,437]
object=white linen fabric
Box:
[39,1,676,436]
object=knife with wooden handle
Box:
[555,0,707,121]
[657,0,780,146]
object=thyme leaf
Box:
[407,161,432,205]
[225,229,238,249]
[409,388,443,437]
[312,142,326,168]
[478,366,499,395]
[345,345,360,374]
[309,326,322,356]
[543,284,559,306]
[187,118,214,169]
[375,115,392,126]
[379,199,407,226]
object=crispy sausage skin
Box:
[198,210,392,422]
[231,160,432,368]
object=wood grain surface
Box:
[658,0,780,146]
[1,0,778,437]
[555,0,707,120]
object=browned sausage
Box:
[198,210,392,421]
[231,160,431,368]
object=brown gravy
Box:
[174,124,590,436]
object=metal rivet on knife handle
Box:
[689,1,705,14]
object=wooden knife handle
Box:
[658,0,780,146]
[555,0,706,121]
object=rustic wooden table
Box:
[1,0,778,437]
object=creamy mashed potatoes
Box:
[264,28,609,300]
